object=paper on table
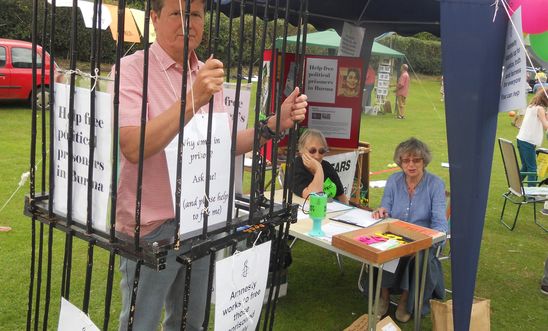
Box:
[330,208,381,228]
[299,200,353,219]
[297,209,308,220]
[370,180,387,188]
[308,222,354,243]
[326,200,354,213]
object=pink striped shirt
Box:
[396,71,410,97]
[116,42,224,237]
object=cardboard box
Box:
[344,315,401,331]
[377,316,401,331]
[332,221,432,264]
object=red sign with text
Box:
[263,50,364,149]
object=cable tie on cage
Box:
[202,193,211,216]
[57,68,113,82]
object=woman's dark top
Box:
[291,156,345,198]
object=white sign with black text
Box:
[499,7,527,113]
[338,22,366,58]
[214,241,271,331]
[53,83,113,233]
[305,58,337,103]
[324,150,359,197]
[223,82,251,194]
[166,113,232,239]
[58,297,100,331]
[308,106,352,139]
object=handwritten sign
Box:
[499,7,527,113]
[305,58,337,103]
[214,241,271,331]
[223,82,251,131]
[223,83,251,194]
[53,83,113,233]
[166,113,231,239]
[58,297,100,331]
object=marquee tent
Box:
[220,1,509,330]
[274,29,405,59]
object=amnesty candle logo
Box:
[242,260,249,278]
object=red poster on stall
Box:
[262,51,364,152]
[303,55,364,148]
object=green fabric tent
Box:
[275,29,405,58]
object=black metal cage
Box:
[25,0,309,330]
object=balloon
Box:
[530,32,548,62]
[521,0,548,34]
[507,0,523,15]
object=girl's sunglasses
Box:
[308,147,328,155]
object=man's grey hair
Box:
[151,0,165,14]
[151,0,206,16]
[298,129,328,152]
[393,137,432,167]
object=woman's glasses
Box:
[401,157,423,165]
[308,147,328,155]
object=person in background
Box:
[115,0,308,330]
[364,65,376,108]
[371,137,447,323]
[516,89,548,191]
[535,69,546,84]
[340,68,361,97]
[292,129,349,204]
[395,64,410,119]
[533,74,548,94]
[440,75,445,102]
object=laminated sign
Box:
[57,297,100,331]
[166,112,232,239]
[214,241,272,331]
[52,83,113,233]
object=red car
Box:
[0,38,57,108]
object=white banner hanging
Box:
[166,112,232,239]
[324,150,359,197]
[499,7,527,113]
[53,83,113,233]
[214,241,272,331]
[57,297,100,331]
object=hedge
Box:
[379,35,442,75]
[1,1,441,75]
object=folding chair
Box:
[498,138,548,232]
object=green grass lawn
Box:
[1,75,547,330]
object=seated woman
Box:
[371,137,447,322]
[292,129,349,204]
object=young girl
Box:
[516,89,548,186]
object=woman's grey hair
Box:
[298,129,328,152]
[393,137,432,167]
